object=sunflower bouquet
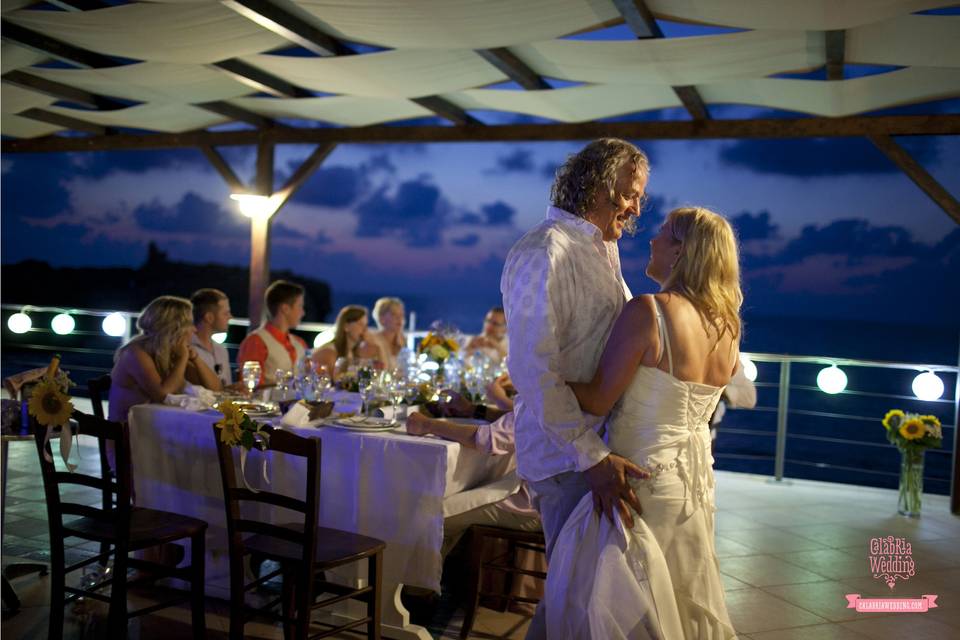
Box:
[27,354,75,429]
[418,321,461,365]
[881,409,942,517]
[215,400,271,451]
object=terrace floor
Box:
[2,432,958,639]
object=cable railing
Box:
[2,304,958,495]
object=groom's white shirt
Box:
[501,206,631,482]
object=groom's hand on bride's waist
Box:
[584,454,650,529]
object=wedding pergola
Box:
[2,0,959,507]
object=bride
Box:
[545,206,741,639]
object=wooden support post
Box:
[247,215,271,331]
[869,134,960,225]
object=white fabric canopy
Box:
[241,48,507,98]
[646,0,956,30]
[2,1,957,138]
[27,63,255,104]
[229,95,433,126]
[43,103,229,133]
[1,84,54,114]
[514,29,824,86]
[1,113,64,139]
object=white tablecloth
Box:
[128,404,510,598]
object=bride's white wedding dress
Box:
[545,299,737,639]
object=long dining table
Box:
[128,403,513,639]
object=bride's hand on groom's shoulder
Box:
[584,454,650,528]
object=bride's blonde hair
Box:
[119,296,193,376]
[661,207,742,344]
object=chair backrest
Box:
[34,411,131,543]
[87,374,111,420]
[211,424,322,568]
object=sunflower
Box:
[899,417,925,440]
[27,379,74,427]
[216,401,245,446]
[882,409,905,431]
[920,415,942,439]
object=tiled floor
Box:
[2,432,958,639]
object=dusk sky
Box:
[2,21,959,360]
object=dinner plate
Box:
[230,402,279,417]
[328,416,400,432]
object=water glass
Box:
[241,361,262,398]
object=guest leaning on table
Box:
[312,305,384,379]
[237,280,307,385]
[189,288,234,391]
[108,295,220,423]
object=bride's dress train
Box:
[545,301,737,639]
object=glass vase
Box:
[897,447,924,517]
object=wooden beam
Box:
[610,0,663,38]
[410,96,481,126]
[46,0,110,10]
[255,136,274,195]
[869,134,960,224]
[222,0,353,57]
[610,0,711,120]
[196,101,276,129]
[274,142,337,206]
[4,115,959,152]
[211,59,312,99]
[672,85,709,121]
[199,145,245,193]
[2,70,127,110]
[826,30,845,81]
[0,19,117,68]
[247,215,271,331]
[475,48,551,91]
[17,107,108,135]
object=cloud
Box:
[353,176,449,247]
[486,149,535,174]
[481,201,515,226]
[719,137,940,177]
[1,220,147,267]
[134,192,248,237]
[291,165,371,208]
[774,218,923,265]
[70,148,205,179]
[1,154,73,220]
[731,210,779,242]
[451,233,480,247]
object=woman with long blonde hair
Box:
[369,297,406,370]
[108,296,219,423]
[545,206,742,639]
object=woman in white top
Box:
[546,207,742,639]
[312,305,383,379]
[369,297,407,371]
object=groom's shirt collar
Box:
[546,206,603,241]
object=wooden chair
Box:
[35,411,208,639]
[460,526,547,639]
[211,424,386,640]
[87,374,111,420]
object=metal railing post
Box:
[774,360,791,481]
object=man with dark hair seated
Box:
[237,280,307,385]
[190,288,233,391]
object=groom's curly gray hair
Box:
[549,138,649,230]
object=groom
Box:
[501,138,651,638]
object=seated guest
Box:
[109,296,219,423]
[465,306,508,363]
[407,389,539,558]
[237,280,307,385]
[369,297,407,371]
[312,305,383,379]
[189,288,233,391]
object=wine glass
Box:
[358,377,375,419]
[241,361,262,399]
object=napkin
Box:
[164,383,217,411]
[281,401,326,428]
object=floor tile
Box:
[721,555,829,587]
[750,624,872,640]
[726,587,828,634]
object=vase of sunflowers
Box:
[881,409,942,517]
[418,321,461,381]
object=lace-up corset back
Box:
[606,298,724,506]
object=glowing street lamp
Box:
[912,371,944,401]
[313,329,335,349]
[230,193,279,219]
[7,312,31,334]
[212,332,227,344]
[51,313,76,335]
[817,365,847,395]
[739,354,758,382]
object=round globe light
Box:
[313,329,335,349]
[739,354,758,382]
[7,312,32,334]
[102,312,127,337]
[912,371,944,401]
[212,332,227,344]
[51,313,76,335]
[817,365,847,395]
